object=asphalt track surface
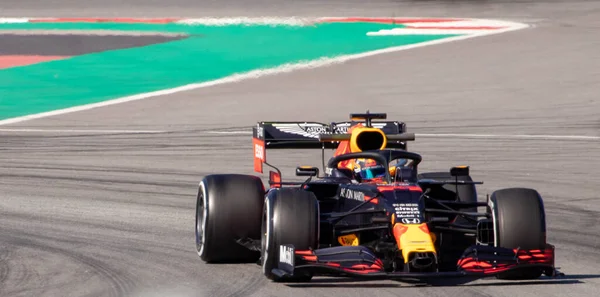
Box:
[1,1,600,297]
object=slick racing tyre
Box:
[489,188,546,280]
[261,188,319,282]
[196,174,265,263]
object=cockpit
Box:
[327,150,421,184]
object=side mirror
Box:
[296,166,319,177]
[450,166,470,177]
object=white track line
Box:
[367,29,505,36]
[0,129,165,134]
[0,18,29,23]
[176,17,312,26]
[203,130,252,134]
[417,133,600,141]
[206,131,599,141]
[0,17,529,126]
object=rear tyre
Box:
[261,188,319,282]
[196,174,265,263]
[489,188,546,280]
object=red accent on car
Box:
[269,171,281,188]
[252,138,265,173]
[458,246,555,274]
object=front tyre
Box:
[489,187,547,280]
[261,188,319,282]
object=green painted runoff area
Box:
[0,22,458,120]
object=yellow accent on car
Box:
[393,223,437,263]
[338,234,359,246]
[349,126,387,153]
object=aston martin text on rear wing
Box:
[252,121,406,173]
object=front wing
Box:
[273,244,562,281]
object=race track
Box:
[1,1,600,297]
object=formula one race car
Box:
[194,112,562,283]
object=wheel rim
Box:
[196,193,204,246]
[196,182,208,257]
[261,199,271,274]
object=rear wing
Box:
[252,120,407,173]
